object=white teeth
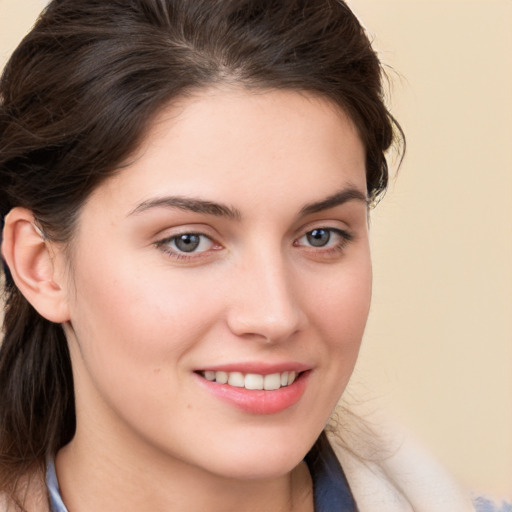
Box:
[203,370,301,390]
[263,373,281,391]
[227,372,245,387]
[244,374,264,390]
[215,371,228,384]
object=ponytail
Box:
[0,283,75,501]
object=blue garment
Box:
[473,497,512,512]
[46,433,358,511]
[46,457,67,512]
[305,432,358,511]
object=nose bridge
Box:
[226,243,305,342]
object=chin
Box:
[196,430,317,481]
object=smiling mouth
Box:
[197,370,300,391]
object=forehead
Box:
[88,88,367,217]
[143,87,364,166]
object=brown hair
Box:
[0,0,403,507]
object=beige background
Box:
[1,0,511,498]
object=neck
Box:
[55,430,314,512]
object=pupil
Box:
[307,229,330,247]
[175,234,200,252]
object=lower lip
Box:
[195,371,310,415]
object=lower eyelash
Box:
[157,245,196,261]
[322,231,353,254]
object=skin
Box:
[8,88,372,512]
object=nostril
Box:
[226,301,305,343]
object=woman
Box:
[0,1,476,511]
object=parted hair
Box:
[0,0,402,507]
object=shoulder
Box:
[327,415,475,512]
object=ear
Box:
[1,207,70,323]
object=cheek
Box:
[66,248,220,380]
[308,256,372,384]
[288,257,371,438]
[65,254,226,435]
[313,258,372,341]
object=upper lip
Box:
[195,361,312,375]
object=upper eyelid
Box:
[295,227,353,243]
[156,231,217,247]
[153,220,354,244]
[154,225,351,240]
[293,218,353,237]
[153,225,219,242]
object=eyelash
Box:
[293,228,354,255]
[155,232,220,261]
[155,227,354,262]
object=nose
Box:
[225,250,307,343]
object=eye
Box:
[156,232,218,257]
[172,233,208,253]
[293,227,354,260]
[305,228,332,247]
[296,228,352,249]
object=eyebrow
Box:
[299,187,369,216]
[129,196,242,220]
[129,186,367,220]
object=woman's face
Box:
[60,88,371,479]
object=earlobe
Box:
[1,207,70,323]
